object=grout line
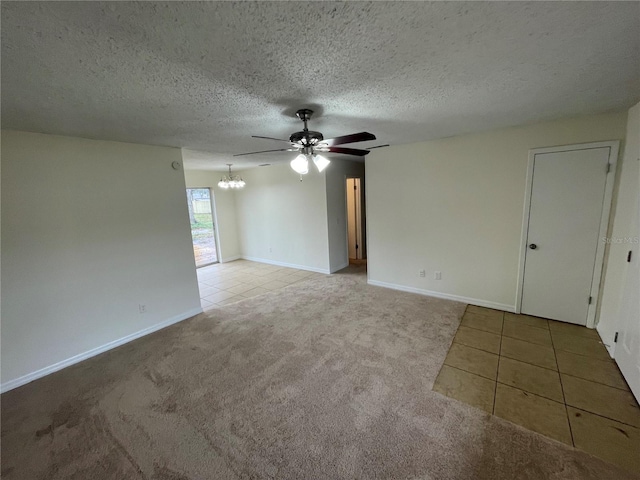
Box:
[493,312,505,414]
[549,326,575,447]
[559,371,636,393]
[568,406,640,430]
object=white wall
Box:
[366,112,628,311]
[1,131,202,391]
[598,103,640,353]
[183,169,241,262]
[234,164,331,273]
[325,160,365,272]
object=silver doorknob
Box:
[529,244,538,250]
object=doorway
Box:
[517,142,619,326]
[346,177,365,264]
[186,188,219,268]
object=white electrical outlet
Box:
[435,271,442,280]
[419,269,426,277]
[139,304,147,314]
[269,247,272,253]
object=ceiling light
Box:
[218,164,245,189]
[313,154,330,173]
[290,154,309,174]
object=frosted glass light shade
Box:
[290,154,309,174]
[313,155,330,172]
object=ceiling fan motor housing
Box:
[289,130,324,145]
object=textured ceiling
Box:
[2,2,639,171]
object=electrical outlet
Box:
[435,271,442,280]
[269,247,272,253]
[419,269,426,277]
[139,304,146,314]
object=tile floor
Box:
[434,305,640,475]
[196,259,324,310]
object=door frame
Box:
[345,177,363,261]
[515,141,620,328]
[187,186,221,267]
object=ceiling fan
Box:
[234,109,387,175]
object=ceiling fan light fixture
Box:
[313,154,330,173]
[290,154,309,174]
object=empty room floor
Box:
[434,305,640,475]
[3,269,639,479]
[196,260,325,309]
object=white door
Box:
[615,194,640,400]
[521,146,612,325]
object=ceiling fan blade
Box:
[326,146,370,156]
[233,148,295,157]
[368,144,390,149]
[251,135,291,143]
[321,132,376,147]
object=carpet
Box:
[2,266,637,479]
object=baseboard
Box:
[241,256,330,274]
[220,255,241,263]
[367,279,515,312]
[0,307,203,394]
[330,261,350,273]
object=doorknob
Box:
[529,244,538,250]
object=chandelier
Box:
[218,164,245,189]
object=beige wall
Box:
[234,164,331,273]
[183,169,241,262]
[598,103,640,352]
[1,131,202,391]
[366,112,628,310]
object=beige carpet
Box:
[2,266,637,479]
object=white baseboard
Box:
[367,279,515,312]
[241,256,330,274]
[0,307,203,394]
[220,255,241,263]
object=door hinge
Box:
[614,332,619,343]
[606,163,611,173]
[354,185,357,190]
[588,296,593,304]
[628,250,633,263]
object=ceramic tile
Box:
[198,285,221,298]
[568,407,640,475]
[497,357,563,402]
[203,290,238,304]
[205,279,242,290]
[261,280,290,291]
[242,287,271,298]
[461,312,503,334]
[433,365,495,413]
[551,333,610,360]
[443,343,499,380]
[561,374,640,427]
[555,351,628,390]
[548,321,599,339]
[502,319,552,346]
[216,295,247,306]
[465,305,504,320]
[494,383,572,445]
[504,312,549,330]
[500,336,557,370]
[225,283,258,295]
[453,326,501,354]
